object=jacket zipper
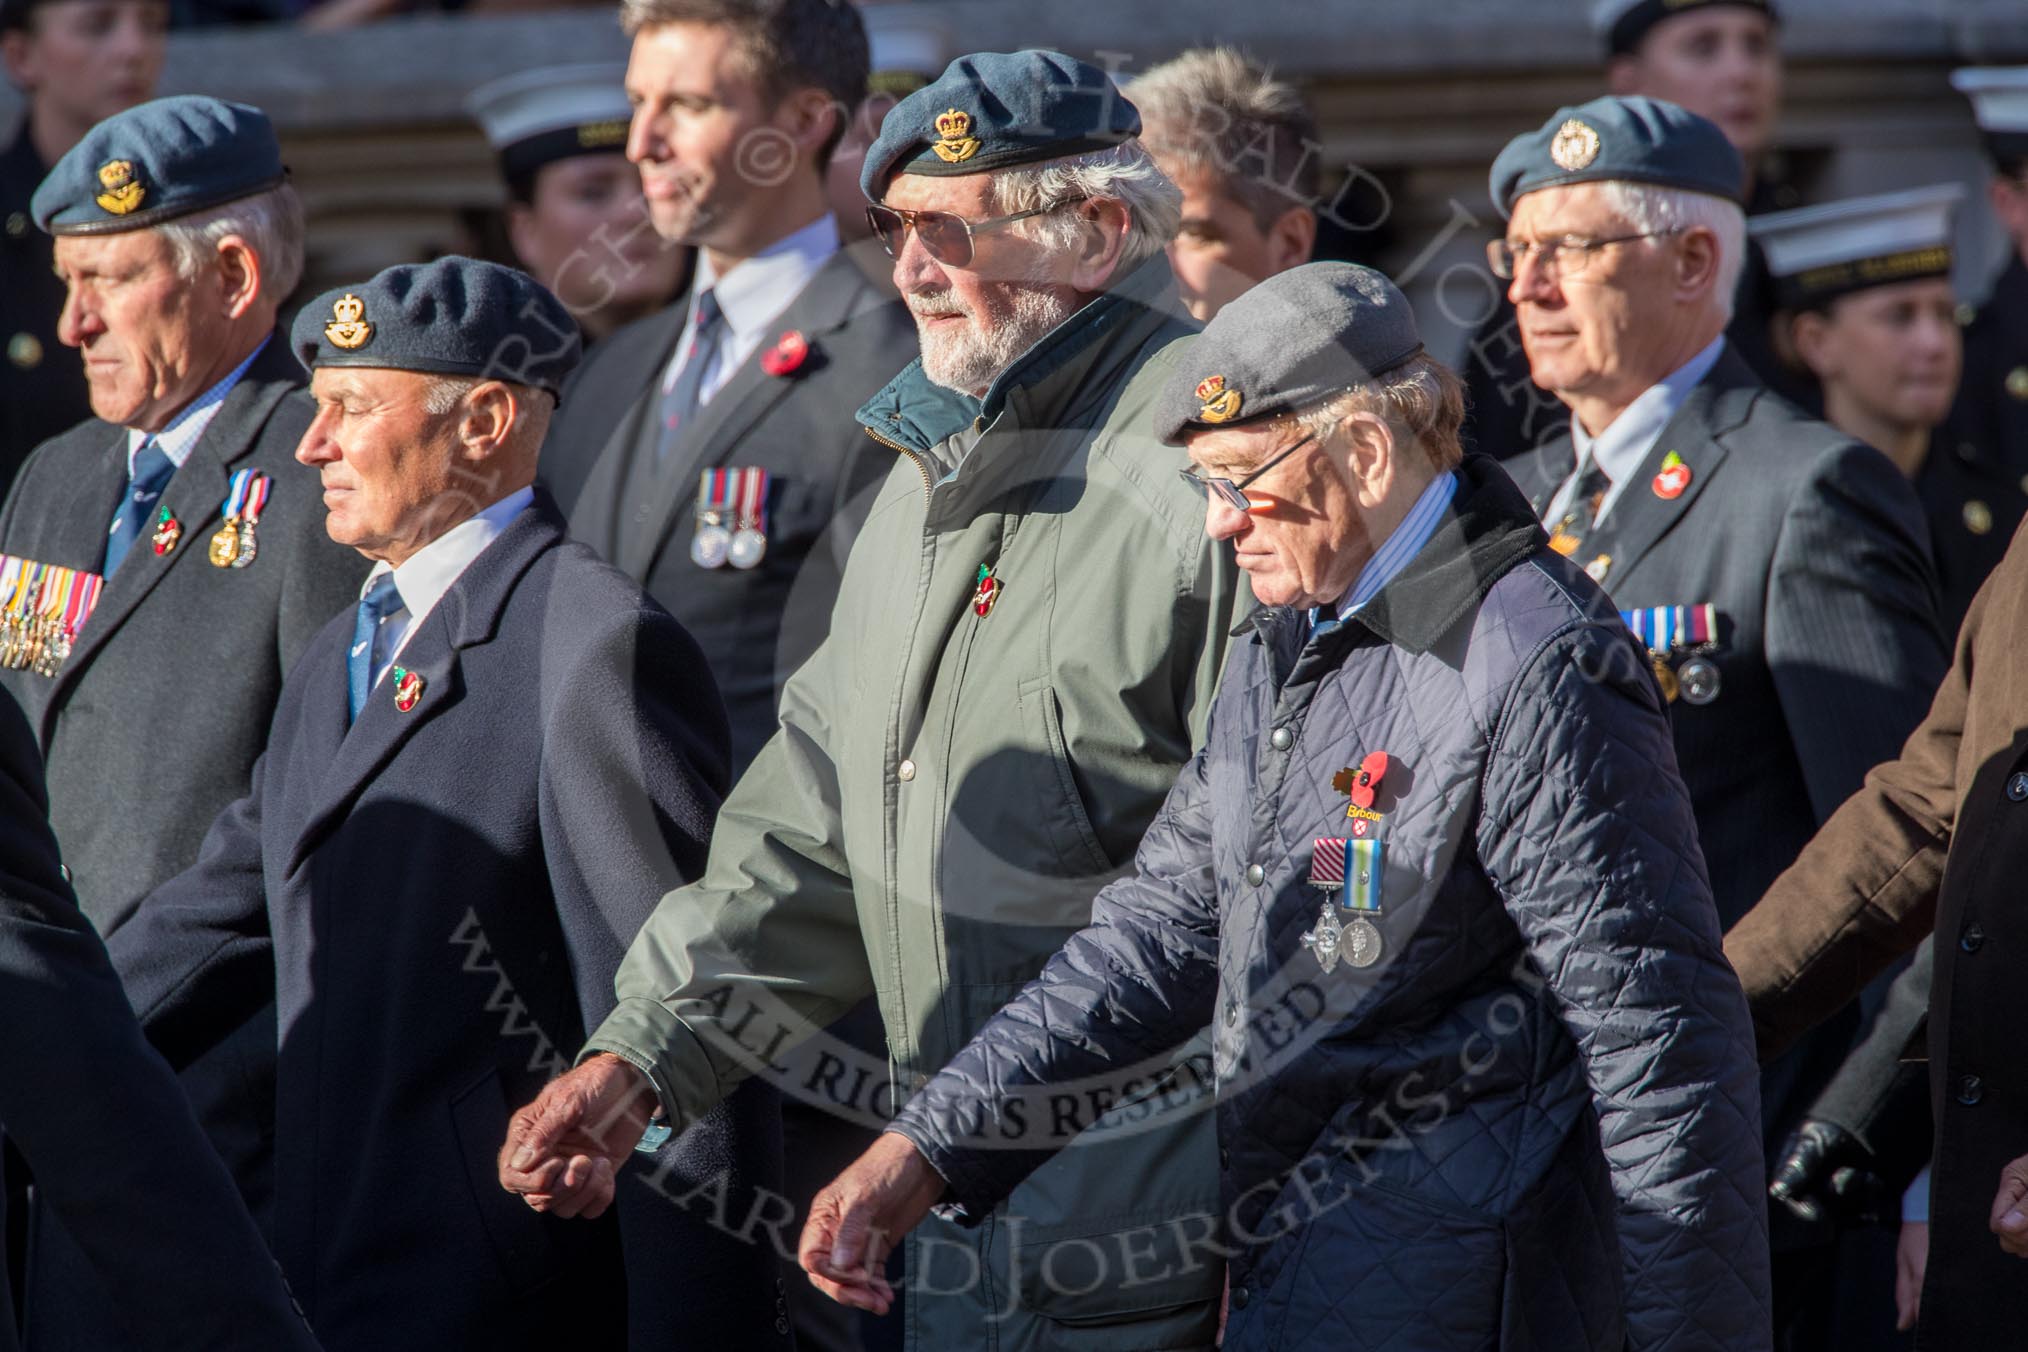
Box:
[864,425,935,504]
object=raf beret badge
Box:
[933,108,980,164]
[1551,119,1601,173]
[94,160,144,216]
[1196,374,1242,424]
[324,293,373,351]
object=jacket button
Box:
[1244,863,1265,886]
[58,864,72,885]
[1959,1074,1984,1106]
[1962,923,1986,954]
[897,758,916,782]
[1218,1145,1230,1168]
[1269,727,1292,751]
[1223,997,1240,1027]
[1230,1286,1250,1310]
[2009,772,2028,802]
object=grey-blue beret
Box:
[1489,95,1745,217]
[32,96,286,236]
[291,257,581,400]
[1153,262,1425,445]
[860,49,1140,200]
[1592,0,1777,57]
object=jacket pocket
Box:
[1016,678,1115,878]
[448,1067,563,1295]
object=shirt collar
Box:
[1568,333,1726,521]
[125,335,270,474]
[362,485,534,625]
[694,213,839,342]
[1319,470,1459,621]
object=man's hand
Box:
[497,1053,659,1219]
[1895,1220,1928,1331]
[1990,1153,2028,1257]
[798,1132,948,1315]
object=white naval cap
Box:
[466,64,632,192]
[1750,183,1963,308]
[1952,67,2028,165]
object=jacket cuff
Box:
[579,995,724,1133]
[883,1119,1000,1227]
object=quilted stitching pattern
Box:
[895,549,1771,1351]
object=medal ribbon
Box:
[695,468,735,522]
[242,472,270,523]
[222,468,252,522]
[732,467,770,533]
[1344,837,1383,912]
[1620,603,1719,654]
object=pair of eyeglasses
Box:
[865,202,1063,267]
[1177,434,1319,512]
[1486,227,1686,281]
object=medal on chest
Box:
[0,556,104,678]
[209,469,271,569]
[1300,752,1392,973]
[1620,603,1724,706]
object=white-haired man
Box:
[500,49,1244,1347]
[0,94,366,1346]
[1499,95,1948,1342]
[1126,46,1318,322]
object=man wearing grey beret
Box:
[799,261,1771,1351]
[104,256,785,1349]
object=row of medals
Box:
[207,513,261,570]
[691,509,766,571]
[0,601,74,677]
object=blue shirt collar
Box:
[1311,468,1459,625]
[125,335,270,475]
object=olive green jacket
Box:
[585,257,1242,1348]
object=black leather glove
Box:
[1768,1118,1894,1227]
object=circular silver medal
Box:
[691,523,731,569]
[727,528,767,570]
[1678,656,1722,705]
[1343,917,1383,969]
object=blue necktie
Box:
[103,439,177,577]
[655,288,723,463]
[347,573,405,724]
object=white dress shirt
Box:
[356,486,534,689]
[1542,334,1727,528]
[659,213,840,410]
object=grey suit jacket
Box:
[1508,348,1949,1193]
[551,247,917,771]
[0,335,370,926]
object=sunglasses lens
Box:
[867,206,904,259]
[914,211,973,267]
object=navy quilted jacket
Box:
[890,458,1773,1351]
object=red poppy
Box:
[761,330,810,378]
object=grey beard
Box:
[914,285,1076,396]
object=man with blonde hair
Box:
[502,49,1244,1348]
[1499,95,1948,1341]
[1127,46,1317,321]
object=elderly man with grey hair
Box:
[0,94,365,1347]
[1499,95,1948,1340]
[500,49,1244,1349]
[1127,46,1319,321]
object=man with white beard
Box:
[502,49,1246,1350]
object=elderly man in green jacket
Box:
[499,50,1243,1348]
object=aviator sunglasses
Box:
[865,201,1073,268]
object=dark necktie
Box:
[654,287,724,464]
[1311,601,1342,642]
[102,438,176,577]
[1548,456,1613,551]
[347,573,405,724]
